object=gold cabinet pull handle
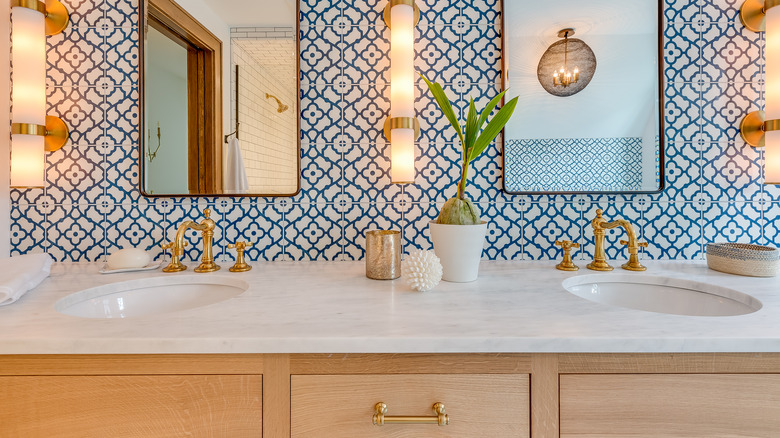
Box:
[372,402,449,426]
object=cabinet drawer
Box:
[0,375,262,437]
[291,374,529,437]
[560,374,780,438]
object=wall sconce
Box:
[739,0,780,183]
[10,0,69,188]
[536,28,596,98]
[383,0,420,184]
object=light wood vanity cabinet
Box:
[3,353,780,437]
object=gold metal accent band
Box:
[383,116,421,141]
[764,118,780,132]
[383,0,420,28]
[739,0,780,32]
[11,122,46,136]
[43,0,69,35]
[10,0,46,14]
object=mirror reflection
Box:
[141,0,299,197]
[502,0,662,194]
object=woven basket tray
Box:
[706,242,779,277]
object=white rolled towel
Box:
[0,253,54,306]
[223,137,249,194]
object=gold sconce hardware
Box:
[160,240,188,272]
[554,240,580,271]
[11,116,70,154]
[265,93,288,113]
[227,241,253,272]
[163,208,221,273]
[383,0,420,28]
[146,122,162,162]
[383,116,421,142]
[619,239,648,271]
[11,0,69,34]
[740,0,780,32]
[372,402,448,426]
[587,209,645,272]
[740,110,780,148]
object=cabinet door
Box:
[291,374,529,438]
[0,375,262,437]
[560,374,780,438]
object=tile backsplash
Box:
[8,0,775,263]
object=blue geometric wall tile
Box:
[761,203,780,247]
[296,142,343,203]
[342,202,403,260]
[9,188,46,206]
[701,141,762,202]
[342,84,390,144]
[103,203,166,262]
[103,144,140,204]
[341,0,385,25]
[300,0,341,25]
[47,86,104,145]
[46,28,104,87]
[284,203,343,260]
[61,0,104,28]
[522,202,581,261]
[403,201,443,252]
[103,86,140,145]
[299,26,342,85]
[700,81,760,143]
[664,82,701,143]
[663,23,701,84]
[403,141,461,204]
[416,80,460,143]
[45,144,104,205]
[10,204,47,257]
[300,85,342,143]
[163,199,218,263]
[481,202,522,260]
[469,140,513,204]
[460,0,500,26]
[46,204,106,262]
[341,142,398,204]
[220,201,285,262]
[702,201,763,245]
[701,0,741,23]
[663,0,701,24]
[578,202,644,262]
[700,22,762,84]
[643,202,702,259]
[459,25,501,85]
[416,0,460,26]
[102,26,140,86]
[102,0,139,27]
[651,141,701,201]
[342,26,389,84]
[416,25,460,84]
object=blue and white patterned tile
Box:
[9,188,47,206]
[296,142,343,203]
[299,26,342,85]
[45,143,104,205]
[701,140,762,202]
[650,141,701,201]
[341,0,385,26]
[522,202,580,261]
[643,201,702,259]
[60,0,104,28]
[466,140,512,204]
[300,0,341,26]
[416,80,461,143]
[701,0,744,25]
[663,0,701,24]
[578,202,644,262]
[103,86,139,145]
[663,23,701,84]
[220,201,286,262]
[700,81,760,143]
[700,22,762,84]
[284,203,343,260]
[341,84,390,144]
[342,202,403,260]
[416,0,460,26]
[664,82,701,144]
[104,203,166,262]
[416,25,461,84]
[300,85,342,144]
[702,201,763,245]
[10,204,47,256]
[481,201,522,260]
[401,141,461,204]
[46,28,104,87]
[459,0,500,26]
[403,201,442,253]
[102,0,138,27]
[761,202,780,247]
[459,24,501,85]
[46,203,106,262]
[101,26,140,86]
[341,142,400,204]
[47,86,105,145]
[342,25,389,84]
[103,144,140,204]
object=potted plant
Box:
[420,74,518,282]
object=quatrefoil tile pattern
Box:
[8,0,778,263]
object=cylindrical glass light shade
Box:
[766,6,780,184]
[10,6,46,188]
[389,2,415,184]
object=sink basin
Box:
[562,274,762,316]
[56,275,249,319]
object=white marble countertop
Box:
[1,260,780,354]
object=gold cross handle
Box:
[227,241,253,272]
[554,240,580,271]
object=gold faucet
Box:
[162,208,221,273]
[587,209,647,272]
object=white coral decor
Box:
[403,249,443,292]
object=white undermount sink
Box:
[562,274,762,317]
[55,275,249,319]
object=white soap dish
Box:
[706,242,779,277]
[99,261,162,274]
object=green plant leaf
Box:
[475,90,507,134]
[419,73,465,147]
[464,97,478,158]
[468,96,519,162]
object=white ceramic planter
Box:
[429,221,487,283]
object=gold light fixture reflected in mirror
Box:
[552,28,579,88]
[537,27,596,98]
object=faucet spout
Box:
[161,209,221,273]
[586,209,647,271]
